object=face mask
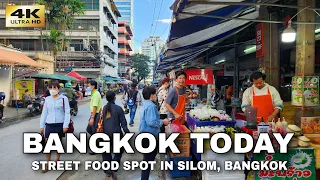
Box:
[49,90,58,96]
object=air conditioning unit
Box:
[89,26,96,31]
[69,47,75,52]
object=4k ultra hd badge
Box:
[5,5,45,28]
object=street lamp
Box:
[282,20,296,43]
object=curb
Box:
[0,99,91,128]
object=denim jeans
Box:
[128,104,137,125]
[141,139,158,180]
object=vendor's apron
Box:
[252,87,274,122]
[172,87,186,125]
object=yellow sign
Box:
[5,5,45,28]
[15,80,35,100]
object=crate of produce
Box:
[167,153,192,178]
[187,113,236,131]
[169,137,190,158]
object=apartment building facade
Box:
[0,0,120,78]
[118,21,133,77]
[141,36,165,80]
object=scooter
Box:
[69,95,78,116]
[28,96,45,117]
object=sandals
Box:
[41,164,49,173]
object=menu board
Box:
[301,117,320,134]
[292,76,319,106]
[254,148,316,180]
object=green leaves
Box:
[130,54,152,82]
[44,29,65,55]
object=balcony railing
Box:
[57,61,101,69]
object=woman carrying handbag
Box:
[39,82,71,173]
[97,91,130,180]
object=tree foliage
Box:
[37,0,84,54]
[130,54,152,82]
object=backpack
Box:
[127,90,138,107]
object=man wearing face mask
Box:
[241,72,283,122]
[86,80,102,155]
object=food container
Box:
[287,124,301,136]
[298,136,310,147]
[288,137,298,148]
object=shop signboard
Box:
[185,69,214,85]
[256,23,265,58]
[292,76,319,106]
[254,148,316,180]
[301,117,320,134]
[14,79,35,100]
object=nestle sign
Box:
[185,69,213,85]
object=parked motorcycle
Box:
[69,95,78,116]
[27,96,45,116]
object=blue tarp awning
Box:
[157,0,259,72]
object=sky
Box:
[133,0,174,51]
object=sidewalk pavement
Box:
[0,97,91,126]
[58,96,198,180]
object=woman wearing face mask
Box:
[39,82,70,173]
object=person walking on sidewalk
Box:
[124,83,142,126]
[165,71,188,125]
[0,92,5,122]
[86,80,102,155]
[101,91,130,180]
[39,82,70,173]
[139,86,170,180]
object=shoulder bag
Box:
[62,98,74,133]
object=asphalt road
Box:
[0,97,121,180]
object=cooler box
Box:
[167,154,192,178]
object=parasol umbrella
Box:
[66,71,87,81]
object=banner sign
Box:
[14,80,35,100]
[292,76,319,106]
[185,69,214,85]
[256,23,265,58]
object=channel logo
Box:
[5,5,45,28]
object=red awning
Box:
[66,71,87,81]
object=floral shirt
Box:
[157,86,169,114]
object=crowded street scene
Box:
[1,0,320,180]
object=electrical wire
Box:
[149,0,158,36]
[152,0,164,36]
[160,23,170,37]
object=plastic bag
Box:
[166,123,184,134]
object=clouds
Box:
[156,19,171,24]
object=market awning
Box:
[157,0,259,72]
[31,73,78,81]
[103,76,122,83]
[66,71,87,81]
[0,48,45,68]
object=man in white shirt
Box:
[241,72,283,122]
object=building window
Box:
[119,44,125,48]
[81,0,99,10]
[118,7,131,10]
[73,19,99,30]
[119,17,131,21]
[118,54,125,59]
[120,12,131,15]
[115,2,131,5]
[70,40,97,51]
